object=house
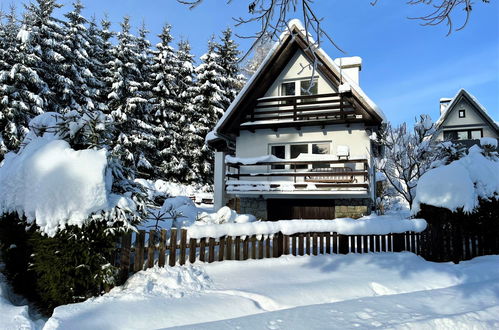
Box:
[434,89,498,148]
[206,19,386,221]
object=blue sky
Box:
[8,0,499,125]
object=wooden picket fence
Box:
[113,223,499,281]
[114,228,424,280]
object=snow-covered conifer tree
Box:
[190,37,226,184]
[24,0,72,113]
[0,9,48,160]
[149,24,184,181]
[62,1,106,114]
[175,39,198,183]
[106,17,155,178]
[215,28,246,111]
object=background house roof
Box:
[435,89,499,134]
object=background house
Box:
[434,89,498,148]
[207,20,385,220]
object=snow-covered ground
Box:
[39,253,499,329]
[0,264,45,330]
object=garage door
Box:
[267,199,335,221]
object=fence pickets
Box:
[116,225,499,280]
[116,228,449,279]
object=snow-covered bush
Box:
[0,110,147,314]
[413,143,499,214]
[413,142,499,251]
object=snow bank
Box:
[413,145,499,213]
[187,214,427,239]
[45,254,499,329]
[112,265,211,298]
[143,198,256,230]
[0,266,45,329]
[135,179,212,203]
[0,137,118,237]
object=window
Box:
[281,82,295,96]
[443,129,483,140]
[290,144,308,169]
[457,131,468,140]
[271,145,285,169]
[300,79,318,96]
[269,142,331,170]
[470,130,482,139]
[459,110,466,118]
[312,143,331,168]
[443,131,457,140]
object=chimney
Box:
[334,56,362,85]
[440,98,452,114]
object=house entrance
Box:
[266,199,335,221]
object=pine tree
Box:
[215,28,246,111]
[150,24,187,181]
[0,9,48,160]
[175,39,198,182]
[190,37,226,184]
[25,0,71,113]
[95,16,114,113]
[107,16,153,175]
[62,1,106,115]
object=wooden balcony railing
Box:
[241,92,360,130]
[226,158,370,191]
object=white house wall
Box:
[263,49,336,97]
[235,124,371,183]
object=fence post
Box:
[147,230,156,268]
[338,234,349,254]
[392,233,405,252]
[189,237,196,264]
[119,232,132,283]
[134,230,145,272]
[283,234,290,255]
[168,228,177,267]
[158,230,167,267]
[179,229,187,265]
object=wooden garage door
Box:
[267,199,335,221]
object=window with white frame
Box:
[269,142,331,170]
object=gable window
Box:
[443,129,483,140]
[458,110,466,118]
[281,82,295,96]
[300,79,318,96]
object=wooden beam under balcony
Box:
[226,171,368,178]
[240,117,365,131]
[226,158,368,168]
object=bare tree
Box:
[179,0,489,57]
[373,115,436,209]
[373,0,490,36]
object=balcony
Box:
[225,157,370,194]
[241,92,363,131]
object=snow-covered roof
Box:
[207,19,386,146]
[435,89,499,133]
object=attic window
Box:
[458,110,466,118]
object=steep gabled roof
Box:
[207,19,385,149]
[435,89,499,134]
